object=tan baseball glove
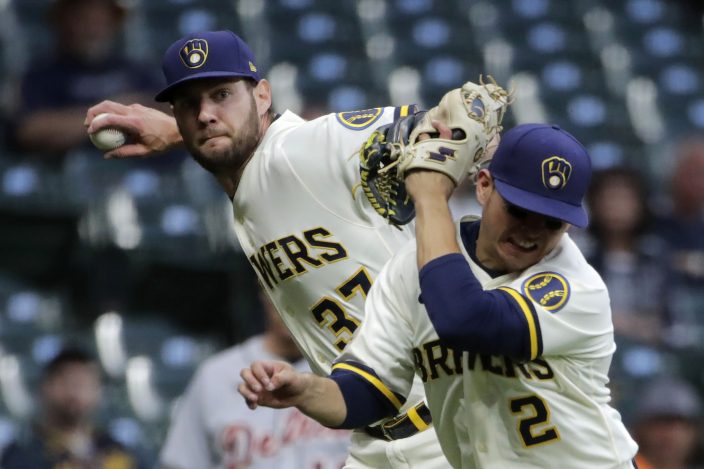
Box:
[398,76,509,184]
[359,76,510,225]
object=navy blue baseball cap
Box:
[155,30,262,102]
[489,124,592,228]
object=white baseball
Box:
[89,113,126,151]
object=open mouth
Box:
[505,237,538,253]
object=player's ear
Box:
[253,79,272,117]
[475,169,493,205]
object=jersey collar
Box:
[460,220,508,279]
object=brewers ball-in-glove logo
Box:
[522,272,570,312]
[541,156,572,190]
[336,108,383,130]
[180,39,208,69]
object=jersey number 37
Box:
[310,267,372,351]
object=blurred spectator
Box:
[583,167,668,345]
[658,138,704,272]
[632,375,703,469]
[159,290,351,469]
[0,346,144,468]
[656,138,704,349]
[11,0,161,160]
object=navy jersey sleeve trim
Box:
[329,361,403,429]
[419,253,542,361]
[393,104,419,120]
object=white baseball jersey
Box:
[160,335,351,469]
[339,216,639,468]
[232,108,449,468]
[233,108,419,387]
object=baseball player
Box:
[84,30,509,468]
[160,290,350,469]
[239,124,640,468]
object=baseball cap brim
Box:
[494,178,589,228]
[155,71,257,102]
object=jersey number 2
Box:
[509,395,560,447]
[310,267,372,351]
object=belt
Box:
[364,402,432,441]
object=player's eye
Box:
[505,202,529,220]
[504,202,564,231]
[543,217,565,231]
[172,96,199,112]
[213,89,232,101]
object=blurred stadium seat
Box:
[93,311,215,452]
[0,353,36,421]
[138,0,241,61]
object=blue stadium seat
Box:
[139,1,240,60]
[267,5,363,64]
[505,18,593,60]
[613,20,704,76]
[0,282,66,354]
[613,0,684,27]
[387,16,480,69]
[419,56,483,106]
[608,337,675,423]
[9,0,53,63]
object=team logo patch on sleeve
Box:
[522,272,570,312]
[336,108,383,130]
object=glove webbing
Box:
[360,153,408,223]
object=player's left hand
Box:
[238,360,311,410]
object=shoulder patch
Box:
[336,108,383,130]
[522,272,570,313]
